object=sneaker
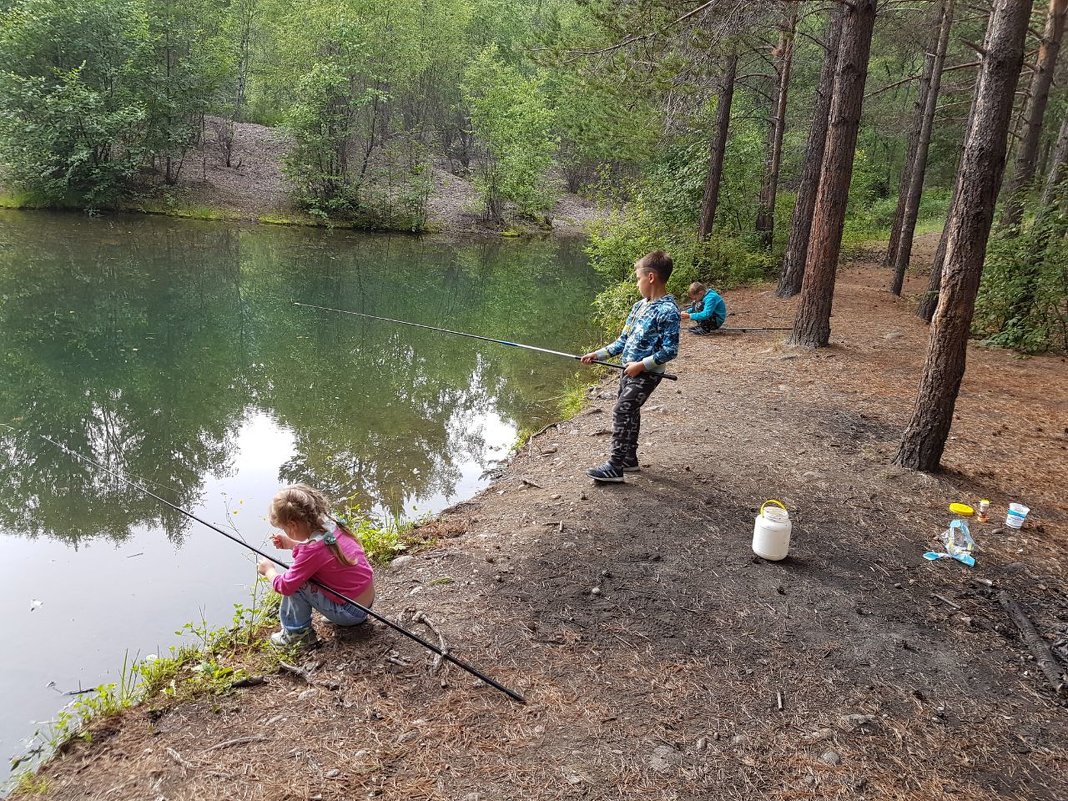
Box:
[688,326,706,335]
[586,462,625,483]
[269,627,319,648]
[620,459,640,473]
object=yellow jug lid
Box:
[948,502,974,516]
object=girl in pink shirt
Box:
[257,484,375,647]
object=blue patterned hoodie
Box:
[596,295,681,373]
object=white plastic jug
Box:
[753,500,792,561]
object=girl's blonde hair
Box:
[269,484,358,565]
[688,281,706,297]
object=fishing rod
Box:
[293,301,679,381]
[713,326,792,333]
[3,425,526,705]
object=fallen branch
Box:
[204,735,267,752]
[278,662,313,684]
[998,591,1067,696]
[166,747,194,770]
[414,611,450,676]
[931,592,962,610]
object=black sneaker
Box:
[620,459,640,473]
[586,462,625,483]
[688,326,706,335]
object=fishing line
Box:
[294,301,680,381]
[1,424,526,704]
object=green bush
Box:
[975,218,1068,353]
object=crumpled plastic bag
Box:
[923,519,976,567]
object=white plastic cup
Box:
[1005,503,1030,529]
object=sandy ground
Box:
[10,244,1067,801]
[157,118,602,235]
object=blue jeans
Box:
[280,586,369,632]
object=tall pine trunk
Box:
[894,0,1033,472]
[1001,0,1067,228]
[698,53,738,241]
[777,6,843,298]
[756,3,798,250]
[789,0,878,348]
[885,27,939,268]
[890,0,954,296]
[917,89,981,323]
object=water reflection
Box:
[0,213,600,543]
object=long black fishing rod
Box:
[712,326,793,333]
[4,426,525,705]
[294,301,679,381]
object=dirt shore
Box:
[10,248,1067,801]
[150,119,602,235]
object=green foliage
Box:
[335,501,413,565]
[462,46,557,222]
[0,0,147,205]
[975,217,1068,353]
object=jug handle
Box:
[760,499,787,516]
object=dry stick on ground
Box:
[413,611,449,678]
[203,735,267,752]
[278,661,314,684]
[998,590,1068,696]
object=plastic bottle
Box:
[978,499,989,523]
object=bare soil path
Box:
[12,255,1068,801]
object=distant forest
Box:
[1,0,1065,468]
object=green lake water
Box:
[0,210,603,778]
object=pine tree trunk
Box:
[777,6,843,298]
[890,0,954,296]
[756,3,798,250]
[1039,112,1068,210]
[698,53,738,241]
[917,83,981,323]
[789,0,878,348]
[1001,0,1067,228]
[885,28,939,267]
[894,0,1033,472]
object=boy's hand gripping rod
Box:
[7,426,525,705]
[293,301,678,381]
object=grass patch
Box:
[5,580,288,792]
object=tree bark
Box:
[894,0,1034,472]
[777,6,843,298]
[756,2,798,250]
[885,26,939,268]
[698,53,738,241]
[789,0,878,348]
[1001,0,1067,228]
[917,81,982,323]
[1039,112,1068,211]
[890,0,955,296]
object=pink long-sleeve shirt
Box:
[272,527,374,604]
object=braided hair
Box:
[269,484,358,566]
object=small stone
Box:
[730,734,747,747]
[463,794,481,801]
[695,737,708,751]
[550,494,561,500]
[885,330,903,341]
[820,750,841,766]
[579,493,588,501]
[390,555,414,570]
[398,731,419,744]
[803,728,835,744]
[590,587,601,596]
[837,713,875,732]
[298,688,319,702]
[649,744,680,774]
[325,769,340,778]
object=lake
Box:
[0,210,603,779]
